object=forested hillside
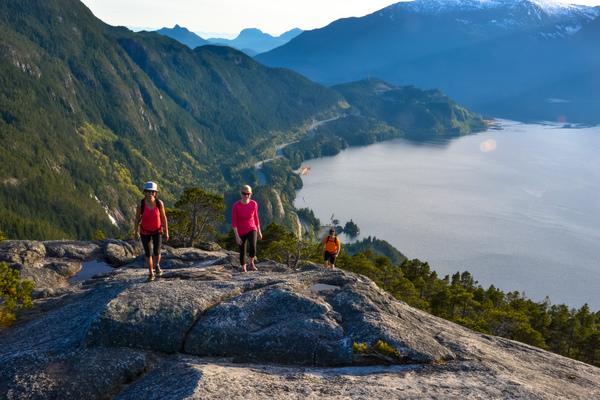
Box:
[0,0,484,240]
[0,0,342,239]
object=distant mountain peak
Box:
[156,24,207,48]
[237,27,275,40]
[207,27,303,55]
[256,0,600,124]
[282,27,303,35]
[240,27,263,34]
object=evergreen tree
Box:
[0,263,33,327]
[343,219,360,237]
[170,188,225,247]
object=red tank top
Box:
[140,201,162,235]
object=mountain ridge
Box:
[0,0,342,238]
[206,27,303,55]
[156,24,209,49]
[0,0,484,240]
[388,0,599,16]
[256,0,600,123]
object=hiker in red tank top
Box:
[135,181,169,281]
[140,203,162,235]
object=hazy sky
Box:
[81,0,600,38]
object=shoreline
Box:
[293,120,600,309]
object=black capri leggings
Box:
[239,230,257,266]
[141,233,162,257]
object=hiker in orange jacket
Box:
[322,227,341,269]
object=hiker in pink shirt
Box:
[232,184,262,272]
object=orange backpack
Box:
[325,235,339,253]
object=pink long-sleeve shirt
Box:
[232,200,260,236]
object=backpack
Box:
[325,235,339,253]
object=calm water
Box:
[296,121,600,309]
[69,260,114,284]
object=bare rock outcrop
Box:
[86,280,240,353]
[0,241,599,399]
[184,282,353,365]
[43,240,100,260]
[101,239,142,266]
[0,240,86,297]
[0,240,46,267]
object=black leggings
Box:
[239,230,257,265]
[141,233,162,257]
[324,251,337,264]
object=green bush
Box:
[373,340,400,358]
[352,340,402,361]
[0,262,34,327]
[92,229,106,240]
[352,342,369,353]
[170,188,225,247]
[259,223,321,268]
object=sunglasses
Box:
[144,190,157,194]
[241,192,252,196]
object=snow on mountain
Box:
[381,0,598,36]
[387,0,598,17]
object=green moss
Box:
[352,340,401,359]
[352,342,369,353]
[92,229,106,240]
[373,340,401,358]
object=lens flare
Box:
[480,139,497,153]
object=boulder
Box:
[0,240,46,267]
[18,265,69,298]
[86,280,241,353]
[326,278,455,363]
[184,283,353,366]
[167,247,227,262]
[196,241,222,251]
[102,239,142,266]
[46,260,82,278]
[44,240,100,260]
[159,247,232,269]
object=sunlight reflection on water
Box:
[296,121,600,308]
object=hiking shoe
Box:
[155,265,163,277]
[148,273,155,282]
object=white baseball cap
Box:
[143,181,158,191]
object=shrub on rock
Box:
[0,262,33,327]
